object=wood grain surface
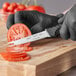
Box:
[0,23,76,76]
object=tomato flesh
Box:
[7,23,32,53]
[7,23,31,45]
[6,46,32,52]
[14,8,21,12]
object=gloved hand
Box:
[58,4,76,41]
[6,11,60,34]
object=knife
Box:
[8,25,61,46]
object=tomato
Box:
[0,52,27,57]
[17,4,26,10]
[8,5,14,13]
[11,2,18,9]
[26,6,45,13]
[8,2,18,13]
[3,2,10,12]
[0,52,31,62]
[7,23,32,46]
[14,8,21,12]
[14,4,26,13]
[6,46,32,52]
[24,47,33,52]
[4,55,31,62]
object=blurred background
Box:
[0,0,76,14]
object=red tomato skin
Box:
[26,6,45,13]
[8,5,15,12]
[6,46,33,52]
[3,2,10,12]
[11,2,18,9]
[3,55,31,62]
[14,4,26,13]
[17,4,26,10]
[14,8,22,12]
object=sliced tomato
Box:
[6,46,32,52]
[0,52,27,58]
[26,6,45,13]
[4,55,31,62]
[0,52,31,62]
[24,47,33,52]
[7,23,32,46]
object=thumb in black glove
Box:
[7,11,59,34]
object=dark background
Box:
[0,0,76,14]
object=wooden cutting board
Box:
[0,23,76,76]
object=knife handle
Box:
[47,24,61,37]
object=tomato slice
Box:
[0,52,31,62]
[0,52,27,58]
[6,46,32,52]
[24,47,33,52]
[4,55,31,62]
[7,23,32,46]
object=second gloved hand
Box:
[6,11,60,34]
[59,4,76,41]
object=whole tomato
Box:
[2,2,10,12]
[26,6,45,13]
[11,2,18,9]
[18,4,26,10]
[14,8,21,12]
[8,5,14,13]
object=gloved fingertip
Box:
[60,28,69,40]
[58,16,64,24]
[31,23,44,34]
[6,14,14,29]
[15,11,23,23]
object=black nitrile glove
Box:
[6,11,60,34]
[59,4,76,41]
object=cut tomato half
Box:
[7,23,32,46]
